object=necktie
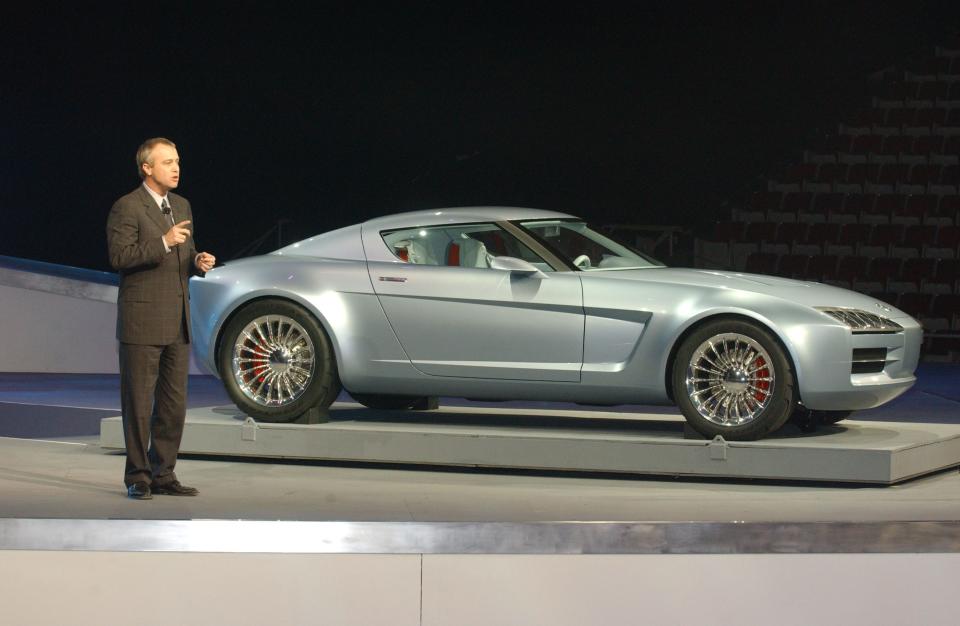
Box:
[161,198,174,226]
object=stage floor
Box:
[2,370,960,554]
[1,409,959,524]
[94,404,960,484]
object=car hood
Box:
[587,267,909,318]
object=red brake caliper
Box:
[753,356,769,402]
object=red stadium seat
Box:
[950,79,960,99]
[885,107,916,127]
[901,257,937,283]
[924,197,956,227]
[918,80,948,99]
[750,191,783,213]
[925,331,960,357]
[877,163,908,185]
[893,194,935,224]
[806,222,841,247]
[777,254,809,278]
[902,224,937,248]
[836,255,870,283]
[714,221,745,242]
[807,255,840,281]
[827,194,864,223]
[745,252,778,274]
[850,134,882,154]
[815,163,844,183]
[781,163,817,183]
[782,192,813,215]
[915,106,947,126]
[870,223,906,247]
[796,196,827,223]
[898,293,934,318]
[845,109,877,127]
[832,134,856,153]
[910,134,944,155]
[844,163,869,184]
[869,257,903,279]
[773,221,809,246]
[838,222,872,249]
[874,194,907,220]
[940,165,960,186]
[908,165,941,186]
[931,294,960,319]
[879,81,909,100]
[936,225,960,248]
[812,192,844,215]
[938,196,960,222]
[745,221,778,243]
[880,137,913,157]
[933,258,960,285]
[859,194,893,223]
[869,291,899,306]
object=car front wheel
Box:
[219,299,341,422]
[672,319,796,440]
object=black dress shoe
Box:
[151,480,199,496]
[127,482,153,500]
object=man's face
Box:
[143,143,180,193]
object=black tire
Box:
[218,299,341,422]
[672,319,796,441]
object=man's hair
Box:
[136,137,177,179]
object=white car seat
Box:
[394,239,438,265]
[459,237,491,268]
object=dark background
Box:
[2,2,958,271]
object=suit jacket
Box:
[106,186,200,345]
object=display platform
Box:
[99,403,960,484]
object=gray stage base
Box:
[99,403,960,484]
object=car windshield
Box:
[518,219,664,271]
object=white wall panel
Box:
[423,553,960,626]
[3,550,959,625]
[0,282,204,374]
[0,551,421,626]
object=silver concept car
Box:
[189,207,921,440]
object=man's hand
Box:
[163,220,192,247]
[195,251,216,273]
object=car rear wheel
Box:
[672,319,796,440]
[219,299,341,422]
[350,393,427,410]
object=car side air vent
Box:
[818,308,903,334]
[851,348,888,374]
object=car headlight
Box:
[816,307,903,334]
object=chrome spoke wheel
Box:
[685,332,775,427]
[232,315,315,407]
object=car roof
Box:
[363,206,577,230]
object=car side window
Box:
[381,223,549,269]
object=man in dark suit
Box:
[106,137,216,500]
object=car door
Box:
[365,222,584,382]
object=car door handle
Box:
[378,276,408,283]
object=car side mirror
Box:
[490,256,549,278]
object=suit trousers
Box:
[119,331,190,487]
